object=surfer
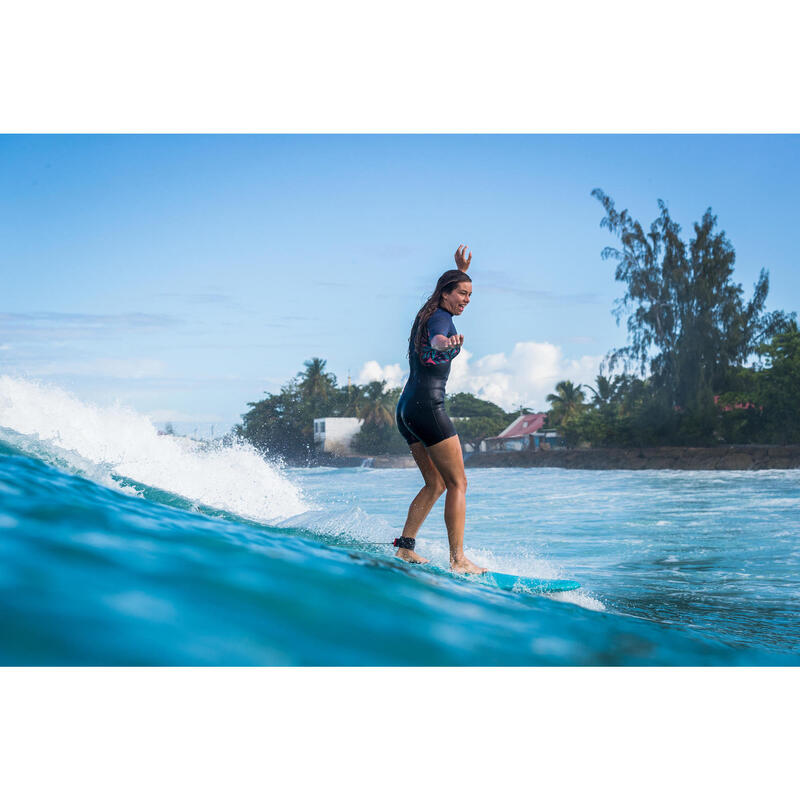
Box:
[394,245,487,574]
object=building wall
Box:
[479,431,566,452]
[313,417,363,455]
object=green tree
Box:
[719,321,800,444]
[358,381,396,426]
[235,378,310,460]
[588,374,623,407]
[454,416,510,451]
[352,420,409,455]
[446,392,508,419]
[758,326,800,442]
[567,374,624,447]
[445,392,518,451]
[337,380,366,418]
[351,382,408,455]
[297,358,338,416]
[592,189,793,420]
[546,380,586,428]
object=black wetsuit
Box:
[396,307,461,447]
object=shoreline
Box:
[309,445,800,470]
[465,444,800,471]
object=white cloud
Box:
[357,360,404,388]
[448,342,602,411]
[361,341,603,412]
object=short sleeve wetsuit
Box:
[395,307,461,447]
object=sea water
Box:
[1,375,798,665]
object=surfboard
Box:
[478,571,580,593]
[416,562,580,594]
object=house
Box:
[480,413,547,452]
[529,429,567,450]
[478,413,568,452]
[313,417,363,455]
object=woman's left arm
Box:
[454,244,472,272]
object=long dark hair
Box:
[408,270,472,363]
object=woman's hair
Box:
[408,269,472,362]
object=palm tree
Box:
[298,358,337,411]
[546,380,586,427]
[588,374,623,407]
[358,381,395,427]
[339,383,365,418]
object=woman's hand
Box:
[431,333,464,351]
[454,244,472,272]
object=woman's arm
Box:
[454,244,472,272]
[430,333,464,351]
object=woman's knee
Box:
[426,477,446,497]
[444,473,467,494]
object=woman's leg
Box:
[395,441,446,564]
[426,434,486,573]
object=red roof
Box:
[494,413,547,439]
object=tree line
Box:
[546,191,798,446]
[234,358,522,462]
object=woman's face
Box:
[441,282,472,315]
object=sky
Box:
[2,134,799,435]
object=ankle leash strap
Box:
[392,536,416,550]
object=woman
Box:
[394,245,486,574]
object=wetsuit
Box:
[396,307,461,447]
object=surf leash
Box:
[392,537,416,550]
[365,537,416,549]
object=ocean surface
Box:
[1,375,799,666]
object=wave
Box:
[0,375,307,523]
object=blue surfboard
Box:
[478,570,580,593]
[415,562,580,594]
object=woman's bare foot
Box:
[450,555,488,574]
[395,547,429,564]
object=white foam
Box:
[550,590,606,611]
[0,375,308,523]
[277,505,399,543]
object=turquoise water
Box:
[1,376,799,665]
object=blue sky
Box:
[2,134,798,434]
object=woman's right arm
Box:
[430,333,464,351]
[428,307,464,351]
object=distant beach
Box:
[467,445,800,470]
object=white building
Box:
[313,417,363,455]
